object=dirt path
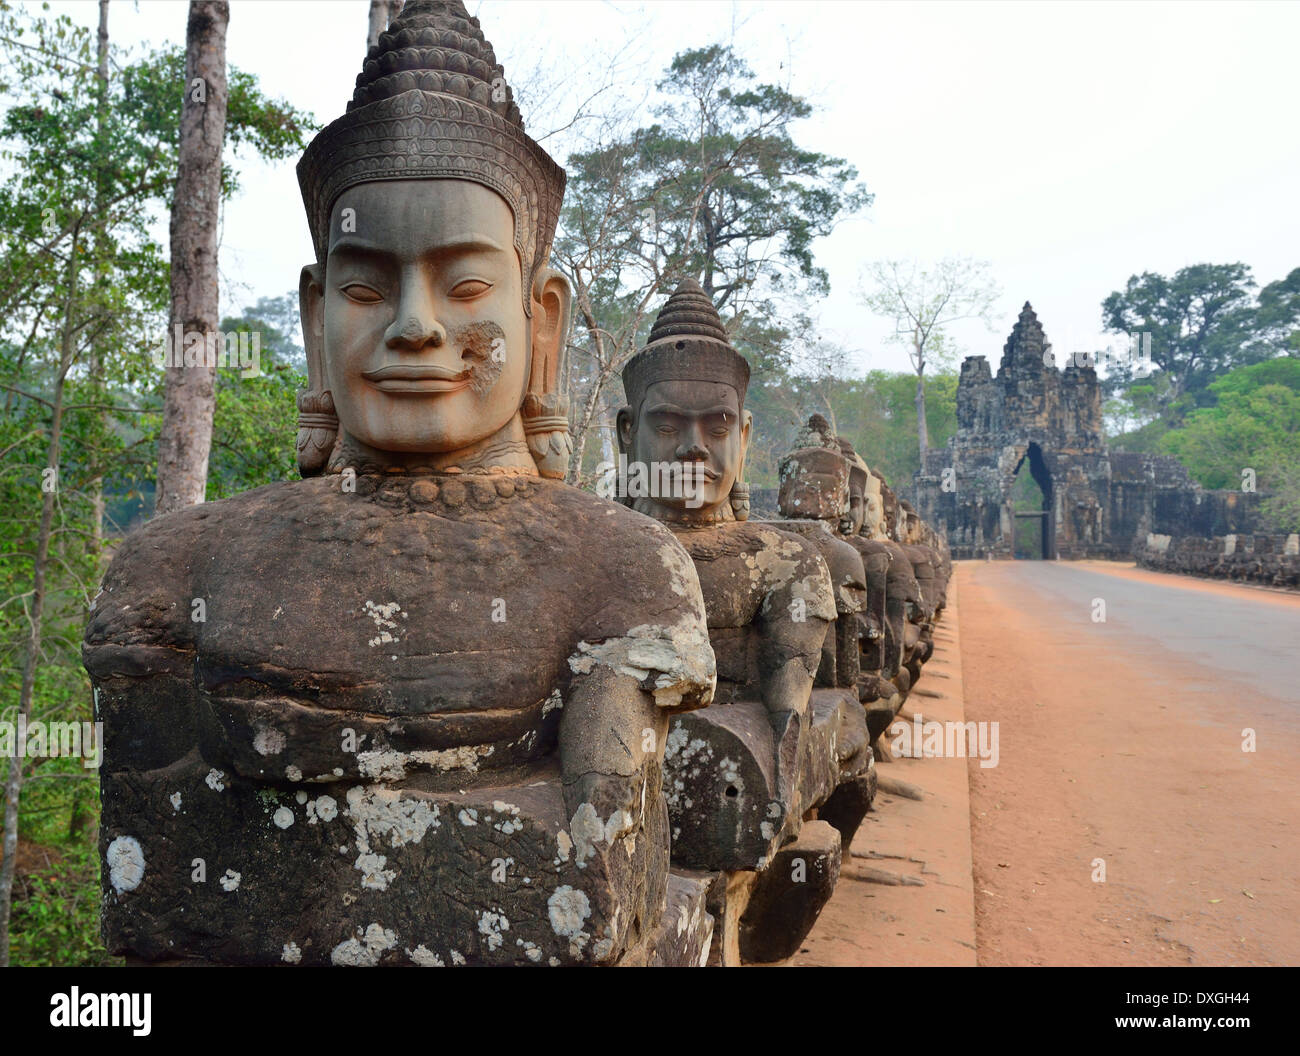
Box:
[960,560,1300,966]
[793,576,977,966]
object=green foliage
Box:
[0,2,313,965]
[1253,267,1300,357]
[743,369,958,490]
[639,44,872,305]
[10,834,116,967]
[119,46,316,201]
[1101,263,1267,414]
[556,42,871,479]
[206,308,305,500]
[1156,359,1300,531]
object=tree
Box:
[560,48,872,478]
[154,1,229,516]
[1252,267,1300,358]
[206,303,305,501]
[0,0,311,964]
[1158,358,1300,531]
[859,257,999,462]
[1100,263,1261,417]
[555,43,871,482]
[367,0,403,51]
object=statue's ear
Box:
[529,267,572,396]
[729,408,754,522]
[522,268,574,480]
[615,405,634,453]
[300,264,326,391]
[734,408,752,480]
[295,263,337,478]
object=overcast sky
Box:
[45,0,1300,376]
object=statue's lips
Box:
[680,462,720,483]
[362,363,472,393]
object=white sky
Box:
[43,0,1300,376]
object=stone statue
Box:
[830,439,900,741]
[774,416,870,691]
[765,419,880,854]
[616,282,855,963]
[84,0,717,966]
[617,282,834,737]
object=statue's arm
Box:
[756,537,836,723]
[558,665,665,836]
[560,524,715,830]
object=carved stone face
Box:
[620,378,749,516]
[779,453,849,521]
[862,475,887,539]
[841,477,865,535]
[317,180,529,455]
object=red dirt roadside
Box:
[960,561,1300,966]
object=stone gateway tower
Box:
[914,303,1263,559]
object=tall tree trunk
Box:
[155,1,228,516]
[89,0,109,553]
[0,229,82,967]
[915,330,929,464]
[367,0,403,50]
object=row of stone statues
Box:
[82,0,950,966]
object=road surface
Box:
[961,559,1300,966]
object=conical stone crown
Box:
[647,279,732,345]
[350,0,521,124]
[621,279,750,408]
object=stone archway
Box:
[1009,442,1055,559]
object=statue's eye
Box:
[656,425,676,435]
[340,283,382,304]
[450,279,492,299]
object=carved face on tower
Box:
[295,0,571,476]
[617,279,752,523]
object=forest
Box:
[0,0,1296,965]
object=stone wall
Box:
[1137,532,1300,589]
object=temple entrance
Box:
[1011,442,1055,559]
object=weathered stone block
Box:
[619,871,714,966]
[737,820,842,964]
[663,701,788,871]
[100,753,669,966]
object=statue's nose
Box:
[387,312,446,350]
[386,275,448,351]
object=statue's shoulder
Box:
[671,520,799,561]
[533,482,714,709]
[535,479,708,596]
[531,479,691,549]
[84,480,310,672]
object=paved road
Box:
[959,560,1300,966]
[990,560,1300,709]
